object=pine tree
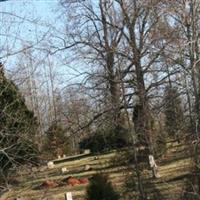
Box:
[45,122,67,157]
[86,174,119,200]
[0,63,38,176]
[164,86,184,138]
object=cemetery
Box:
[1,140,193,200]
[1,0,200,199]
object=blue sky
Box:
[0,0,83,83]
[1,0,58,18]
[1,0,59,54]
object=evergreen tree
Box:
[45,122,70,157]
[86,174,119,200]
[0,63,38,177]
[164,86,184,137]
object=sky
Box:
[1,0,58,18]
[0,0,86,87]
[1,0,60,41]
[0,0,89,130]
[0,0,57,57]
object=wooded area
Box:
[1,0,200,199]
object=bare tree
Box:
[114,0,176,150]
[58,0,125,130]
[163,0,200,135]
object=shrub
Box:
[0,63,39,176]
[164,86,184,137]
[44,122,72,158]
[86,174,119,200]
[79,126,131,153]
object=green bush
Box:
[86,174,119,200]
[0,63,39,175]
[44,122,73,158]
[164,86,184,137]
[79,126,131,153]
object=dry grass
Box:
[1,141,193,200]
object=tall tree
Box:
[59,0,124,131]
[116,0,174,150]
[163,0,200,136]
[164,86,184,138]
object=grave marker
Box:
[84,164,91,171]
[64,192,73,200]
[47,161,54,169]
[148,155,160,178]
[61,167,69,174]
[84,149,91,154]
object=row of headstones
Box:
[47,160,91,174]
[48,154,159,178]
[47,149,91,170]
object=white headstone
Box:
[65,192,73,200]
[47,161,54,169]
[84,149,91,154]
[63,154,66,158]
[84,164,91,171]
[94,156,99,160]
[149,155,156,168]
[58,155,61,159]
[149,154,160,178]
[61,167,69,174]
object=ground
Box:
[1,140,194,200]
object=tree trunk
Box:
[106,52,121,127]
[133,57,152,151]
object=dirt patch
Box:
[36,180,59,190]
[62,176,89,186]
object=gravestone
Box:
[64,192,73,200]
[148,155,160,178]
[94,156,99,160]
[61,167,69,174]
[84,164,91,171]
[47,161,54,169]
[84,149,91,154]
[58,155,61,159]
[63,154,66,158]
